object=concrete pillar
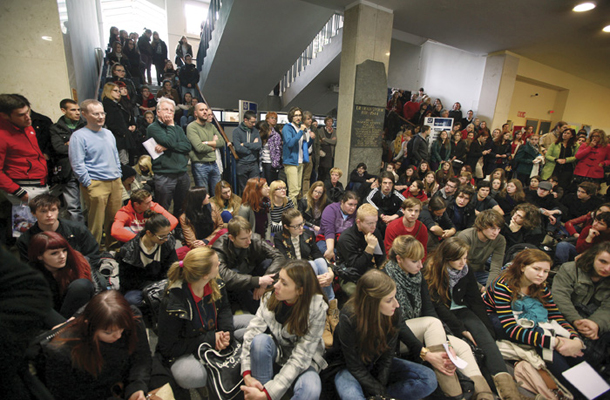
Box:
[335,2,393,184]
[478,51,520,131]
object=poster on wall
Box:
[239,100,258,121]
[424,117,454,148]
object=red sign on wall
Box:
[517,111,526,118]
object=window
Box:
[185,2,210,36]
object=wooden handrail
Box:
[196,86,239,160]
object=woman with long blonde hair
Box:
[297,181,329,233]
[157,247,252,392]
[269,180,295,233]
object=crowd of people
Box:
[1,28,609,400]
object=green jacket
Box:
[552,261,610,334]
[146,121,191,174]
[541,142,579,180]
[186,121,225,163]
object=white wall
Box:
[418,41,486,114]
[166,0,202,66]
[0,0,71,118]
[387,39,421,91]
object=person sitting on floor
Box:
[330,269,437,400]
[111,189,178,243]
[318,191,359,262]
[240,260,328,400]
[116,213,178,306]
[29,231,96,328]
[483,249,586,398]
[274,209,335,303]
[179,186,223,249]
[384,197,428,257]
[18,193,100,268]
[212,216,284,314]
[336,204,385,296]
[298,181,329,234]
[553,242,610,364]
[365,171,406,237]
[156,247,252,396]
[457,209,506,287]
[210,180,242,225]
[43,290,153,400]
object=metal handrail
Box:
[279,14,343,94]
[94,47,105,100]
[196,0,222,71]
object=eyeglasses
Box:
[90,112,107,117]
[155,232,173,240]
[289,223,305,229]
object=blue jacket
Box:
[232,123,261,164]
[282,123,309,166]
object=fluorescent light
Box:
[573,2,596,12]
[41,36,53,41]
[603,25,610,32]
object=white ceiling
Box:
[302,0,610,88]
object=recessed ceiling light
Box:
[573,2,596,12]
[603,25,610,32]
[41,36,53,41]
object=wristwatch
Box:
[420,347,430,361]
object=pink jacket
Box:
[574,143,610,179]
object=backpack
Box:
[513,360,573,400]
[406,135,417,164]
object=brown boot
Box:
[428,345,463,398]
[471,375,494,400]
[494,372,545,400]
[323,299,339,348]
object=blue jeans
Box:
[250,334,321,400]
[334,357,437,400]
[125,290,143,306]
[309,258,334,300]
[181,86,198,100]
[474,270,489,286]
[154,172,190,219]
[191,162,221,196]
[555,241,577,264]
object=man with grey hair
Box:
[146,97,191,223]
[69,99,122,249]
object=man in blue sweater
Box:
[69,99,122,249]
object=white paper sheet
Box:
[562,361,609,400]
[142,137,164,160]
[443,342,468,369]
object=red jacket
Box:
[111,200,179,242]
[574,143,610,179]
[0,119,47,196]
[576,225,610,254]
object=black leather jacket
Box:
[156,279,233,365]
[212,233,284,291]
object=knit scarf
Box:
[447,264,469,293]
[385,260,422,320]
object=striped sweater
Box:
[270,199,295,233]
[483,276,578,350]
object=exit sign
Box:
[517,111,526,118]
